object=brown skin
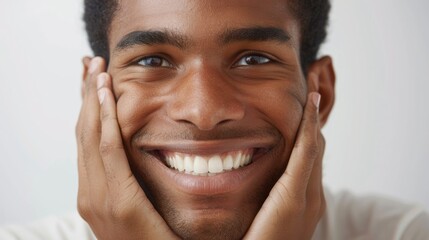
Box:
[77,0,335,239]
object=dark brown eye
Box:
[138,56,172,67]
[236,55,271,66]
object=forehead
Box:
[110,0,299,50]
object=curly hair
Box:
[83,0,330,72]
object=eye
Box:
[137,56,172,67]
[235,54,271,66]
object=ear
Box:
[306,56,336,128]
[81,56,93,99]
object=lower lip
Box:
[152,150,268,196]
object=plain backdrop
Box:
[0,0,428,225]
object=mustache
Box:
[133,125,282,143]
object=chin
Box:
[167,208,249,240]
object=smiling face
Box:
[106,0,310,239]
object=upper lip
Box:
[137,137,277,156]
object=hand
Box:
[244,74,326,240]
[76,57,178,240]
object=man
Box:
[0,0,428,239]
[78,0,332,238]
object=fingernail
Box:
[312,93,321,110]
[89,58,99,74]
[98,89,106,105]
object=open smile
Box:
[157,148,274,176]
[162,149,253,175]
[142,138,273,174]
[138,138,277,195]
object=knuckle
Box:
[77,198,92,221]
[307,194,326,220]
[319,134,326,149]
[319,193,327,217]
[308,199,322,214]
[301,164,314,181]
[285,199,307,217]
[100,110,110,122]
[99,141,123,156]
[303,108,318,124]
[306,142,320,160]
[109,205,128,221]
[293,200,307,214]
[278,180,305,204]
[107,184,146,221]
[83,197,108,220]
[107,199,134,222]
[100,108,117,123]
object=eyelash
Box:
[136,55,173,68]
[234,52,273,67]
[135,52,274,68]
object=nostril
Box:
[218,119,234,126]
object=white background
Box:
[0,0,428,225]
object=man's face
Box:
[107,0,307,238]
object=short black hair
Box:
[83,0,330,72]
[83,0,117,62]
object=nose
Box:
[167,67,245,131]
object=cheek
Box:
[116,85,165,145]
[271,93,303,146]
[246,83,305,150]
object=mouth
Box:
[138,139,277,195]
[141,138,273,175]
[154,148,261,176]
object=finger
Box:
[76,57,108,201]
[77,56,103,217]
[302,133,326,235]
[281,89,321,198]
[97,73,134,193]
[303,73,325,207]
[306,131,325,200]
[304,132,326,224]
[81,56,92,98]
[77,57,99,190]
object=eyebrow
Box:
[114,30,190,53]
[221,27,292,45]
[114,26,292,54]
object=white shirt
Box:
[313,189,429,240]
[1,189,428,240]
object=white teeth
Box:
[168,156,174,168]
[223,155,234,170]
[175,156,185,172]
[184,156,193,173]
[194,156,208,174]
[240,152,246,167]
[233,152,242,169]
[208,155,223,173]
[165,150,253,176]
[244,154,251,165]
